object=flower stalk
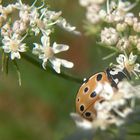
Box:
[22,53,83,84]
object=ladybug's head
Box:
[106,67,131,88]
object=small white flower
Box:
[118,81,136,99]
[136,43,140,52]
[116,53,140,76]
[100,82,114,100]
[29,8,47,35]
[111,10,125,22]
[57,18,80,35]
[2,34,27,60]
[116,37,130,50]
[103,0,137,23]
[101,27,119,45]
[129,35,138,46]
[116,23,127,32]
[1,23,12,36]
[70,113,93,130]
[12,20,27,34]
[86,4,101,24]
[133,21,140,33]
[32,35,74,73]
[99,9,107,19]
[15,0,31,23]
[41,9,62,21]
[94,100,111,111]
[124,15,134,26]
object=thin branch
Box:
[13,60,22,86]
[102,52,117,60]
[5,55,9,75]
[22,53,83,84]
[97,42,119,52]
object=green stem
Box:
[13,60,22,86]
[22,53,83,84]
[102,52,117,60]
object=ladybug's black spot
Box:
[85,112,91,117]
[77,98,80,102]
[80,105,84,111]
[99,99,105,103]
[84,87,89,93]
[96,74,102,81]
[90,91,96,98]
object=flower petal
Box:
[2,45,11,53]
[32,43,42,55]
[42,58,48,69]
[39,54,46,60]
[50,57,61,73]
[58,58,74,68]
[70,113,92,130]
[32,27,40,36]
[41,35,50,48]
[19,43,27,52]
[52,42,69,53]
[129,52,137,65]
[134,63,140,72]
[11,52,21,60]
[57,18,80,35]
[116,54,126,65]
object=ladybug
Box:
[75,67,130,121]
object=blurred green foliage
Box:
[0,0,140,140]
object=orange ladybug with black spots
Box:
[75,67,130,121]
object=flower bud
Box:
[99,9,107,20]
[116,23,127,32]
[133,21,140,32]
[116,38,130,50]
[136,39,140,51]
[136,42,140,51]
[101,27,119,45]
[129,35,138,46]
[124,16,134,26]
[4,4,15,15]
[105,14,115,23]
[86,4,101,24]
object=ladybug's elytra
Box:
[75,67,130,121]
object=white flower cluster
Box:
[80,0,140,52]
[99,0,140,78]
[79,0,106,24]
[33,36,74,73]
[0,0,78,73]
[84,0,140,80]
[71,80,139,130]
[99,0,140,52]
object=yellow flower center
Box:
[44,47,54,58]
[125,62,134,74]
[36,19,45,29]
[10,40,19,51]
